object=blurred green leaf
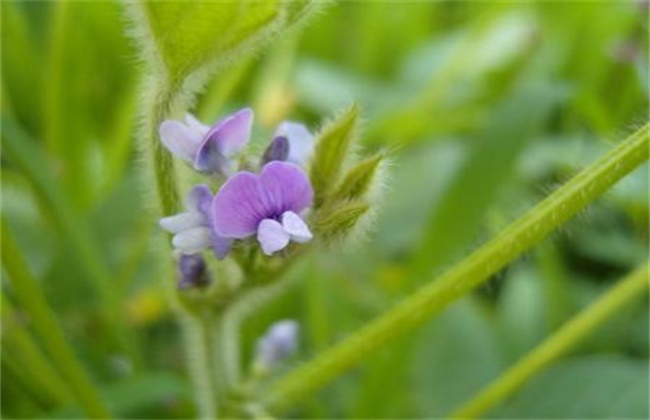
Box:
[412,298,505,417]
[129,1,319,85]
[493,355,649,418]
[412,82,561,277]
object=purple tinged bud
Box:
[177,254,210,289]
[261,136,290,165]
[255,320,299,370]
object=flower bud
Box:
[177,254,211,289]
[260,136,290,166]
[254,320,299,372]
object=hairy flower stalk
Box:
[153,105,383,417]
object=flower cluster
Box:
[159,109,316,261]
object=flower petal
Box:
[185,184,213,216]
[281,211,312,243]
[211,232,233,260]
[212,171,266,238]
[194,108,253,173]
[275,121,314,165]
[260,136,290,165]
[172,227,212,253]
[159,120,203,161]
[185,113,210,137]
[159,212,206,234]
[259,161,313,216]
[257,219,290,255]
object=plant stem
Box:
[182,311,221,419]
[1,219,110,419]
[449,261,649,419]
[260,123,649,412]
[142,75,182,216]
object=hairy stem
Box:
[450,261,649,419]
[141,75,182,216]
[1,219,110,419]
[260,123,649,412]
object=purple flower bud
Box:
[273,121,314,166]
[255,320,299,369]
[260,136,290,166]
[177,254,210,289]
[212,161,314,256]
[159,109,253,176]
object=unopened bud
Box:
[261,136,290,166]
[177,254,211,289]
[254,320,299,372]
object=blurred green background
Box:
[1,1,648,418]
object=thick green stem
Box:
[260,123,649,412]
[450,262,649,419]
[1,219,110,419]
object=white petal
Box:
[159,120,203,161]
[172,227,212,253]
[159,212,206,234]
[281,211,312,243]
[184,113,210,137]
[257,219,290,256]
[275,121,314,165]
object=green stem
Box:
[449,261,649,419]
[1,219,110,419]
[182,313,219,418]
[261,123,649,412]
[142,75,182,216]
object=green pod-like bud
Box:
[311,200,370,242]
[309,103,361,208]
[331,152,385,203]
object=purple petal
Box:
[185,184,213,216]
[212,172,266,238]
[184,113,210,137]
[159,120,203,161]
[275,121,314,165]
[194,108,253,173]
[260,136,290,165]
[259,162,313,216]
[211,232,233,260]
[257,219,290,255]
[212,162,313,238]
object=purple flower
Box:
[255,320,299,369]
[264,121,314,167]
[159,108,253,175]
[212,161,313,256]
[159,185,233,259]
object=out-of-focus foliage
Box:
[1,1,648,418]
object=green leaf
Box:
[412,298,505,418]
[411,82,562,277]
[331,152,385,203]
[493,356,649,419]
[129,1,319,85]
[309,104,362,207]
